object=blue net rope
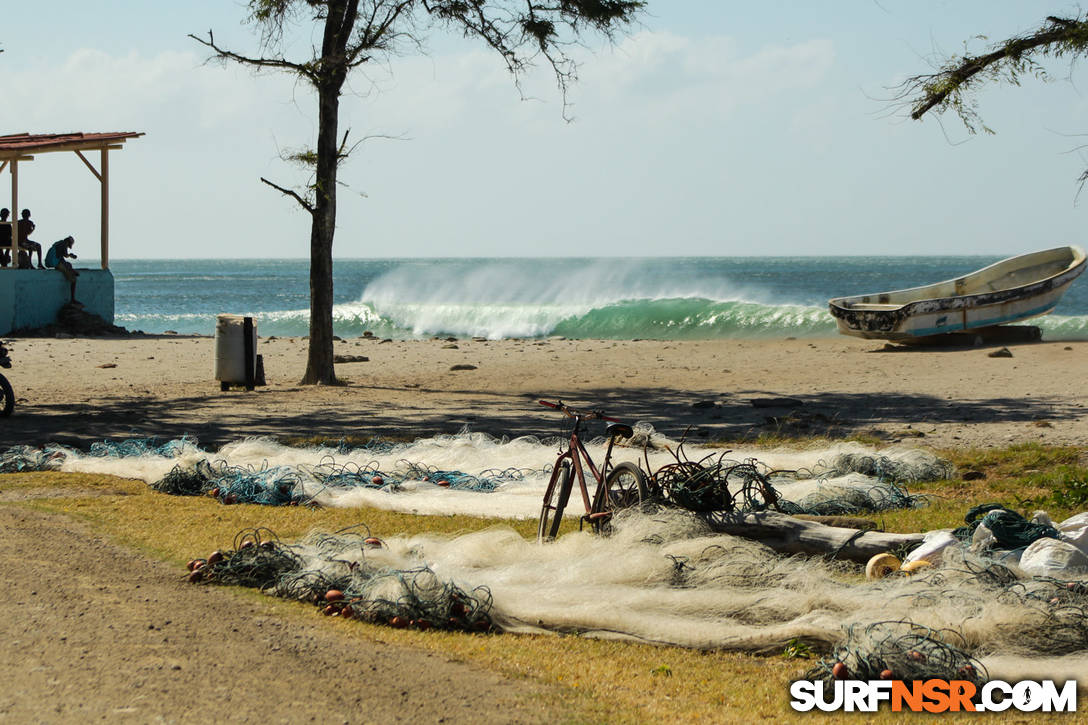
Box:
[0,437,551,507]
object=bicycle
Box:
[0,343,13,417]
[536,400,649,542]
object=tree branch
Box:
[260,176,315,213]
[903,16,1088,123]
[189,30,318,83]
[896,14,1088,192]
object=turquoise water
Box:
[110,257,1088,340]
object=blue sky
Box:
[2,1,1086,259]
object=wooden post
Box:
[9,159,18,265]
[242,316,255,391]
[100,148,109,270]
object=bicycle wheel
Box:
[0,374,13,417]
[537,461,572,542]
[591,462,648,534]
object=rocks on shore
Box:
[13,302,133,338]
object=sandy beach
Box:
[2,333,1085,451]
[4,334,1087,720]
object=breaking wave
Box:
[113,257,1088,340]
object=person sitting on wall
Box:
[17,209,44,269]
[0,209,10,267]
[45,236,79,303]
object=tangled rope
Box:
[648,442,780,513]
[643,443,930,517]
[952,504,1059,549]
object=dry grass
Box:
[4,441,1088,722]
[944,442,1083,476]
[17,480,801,723]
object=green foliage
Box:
[905,14,1088,142]
[783,638,813,660]
[1030,465,1088,508]
[284,147,318,168]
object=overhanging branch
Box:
[904,16,1088,122]
[261,176,314,214]
[189,30,318,83]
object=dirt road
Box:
[0,505,558,724]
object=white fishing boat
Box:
[828,245,1087,340]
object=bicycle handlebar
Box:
[538,399,621,423]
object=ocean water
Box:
[111,257,1088,340]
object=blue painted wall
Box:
[0,268,114,334]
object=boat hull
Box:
[828,246,1086,341]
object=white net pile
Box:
[12,428,950,518]
[258,509,1088,684]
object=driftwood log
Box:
[703,511,926,564]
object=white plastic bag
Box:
[970,523,995,552]
[905,529,958,565]
[1060,525,1088,556]
[1018,537,1088,578]
[1057,512,1088,530]
[1056,512,1088,556]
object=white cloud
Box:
[571,32,837,126]
[2,32,841,258]
[332,31,838,136]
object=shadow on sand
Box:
[1,383,1079,451]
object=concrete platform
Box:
[0,268,114,334]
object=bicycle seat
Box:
[606,423,634,439]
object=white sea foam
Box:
[358,258,800,339]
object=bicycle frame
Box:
[549,416,623,521]
[538,400,633,536]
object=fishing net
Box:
[827,451,955,484]
[773,474,929,517]
[151,462,213,496]
[651,455,779,513]
[0,432,948,518]
[645,442,930,517]
[181,510,1088,685]
[805,621,986,685]
[0,445,62,473]
[203,461,306,506]
[189,526,493,632]
[88,436,198,459]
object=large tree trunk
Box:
[301,84,339,385]
[703,511,925,564]
[300,55,347,383]
[301,0,357,385]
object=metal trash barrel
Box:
[215,314,257,390]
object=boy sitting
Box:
[45,236,79,303]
